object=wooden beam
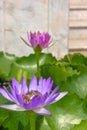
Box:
[69,10,87,27]
[70,0,87,9]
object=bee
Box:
[0,81,11,88]
[22,90,43,104]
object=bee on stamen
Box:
[22,90,43,104]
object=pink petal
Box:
[20,36,31,47]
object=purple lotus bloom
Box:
[21,31,51,49]
[0,76,67,115]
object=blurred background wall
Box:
[0,0,68,59]
[69,0,87,56]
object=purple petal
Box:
[15,92,43,110]
[29,93,48,109]
[29,76,38,91]
[22,92,48,110]
[44,87,59,104]
[45,92,68,106]
[29,96,43,109]
[37,77,43,93]
[0,88,13,101]
[33,108,51,115]
[51,92,68,104]
[0,104,25,111]
[21,77,28,94]
[42,93,48,102]
[44,78,53,94]
[10,86,17,100]
[3,86,18,103]
[38,77,53,95]
[14,90,43,110]
[45,93,59,105]
[15,93,31,110]
[48,86,59,98]
[15,93,24,107]
[12,78,21,94]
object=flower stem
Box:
[34,45,41,81]
[29,112,36,130]
[36,52,40,80]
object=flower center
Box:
[22,90,42,104]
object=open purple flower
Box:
[0,76,67,115]
[21,31,51,49]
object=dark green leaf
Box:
[62,53,87,65]
[41,64,78,85]
[2,111,29,130]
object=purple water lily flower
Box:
[0,76,67,115]
[20,31,51,49]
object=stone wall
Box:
[0,0,69,59]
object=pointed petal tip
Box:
[12,78,18,85]
[33,108,51,115]
[63,91,68,96]
[21,76,26,83]
[29,76,37,91]
[31,76,37,84]
[53,91,68,103]
[31,76,36,81]
[58,91,68,99]
[22,76,25,79]
[0,88,13,102]
[56,86,59,90]
[0,104,25,111]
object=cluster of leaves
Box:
[0,52,87,130]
